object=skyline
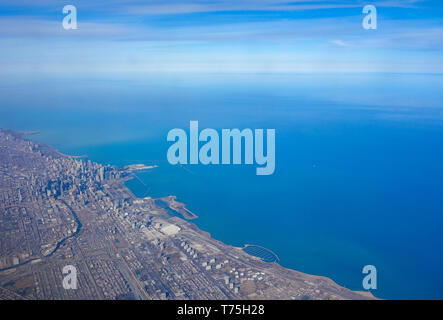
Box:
[1,1,443,302]
[1,0,443,73]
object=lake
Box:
[1,72,443,299]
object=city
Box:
[0,128,372,300]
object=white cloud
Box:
[330,39,348,47]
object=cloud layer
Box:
[0,0,442,73]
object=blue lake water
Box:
[1,72,443,299]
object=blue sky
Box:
[0,0,442,73]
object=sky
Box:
[0,0,443,73]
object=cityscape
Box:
[0,128,373,300]
[1,0,443,305]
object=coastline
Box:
[0,127,376,300]
[122,171,376,300]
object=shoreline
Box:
[123,179,376,299]
[1,127,376,299]
[122,173,376,300]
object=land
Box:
[0,128,374,300]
